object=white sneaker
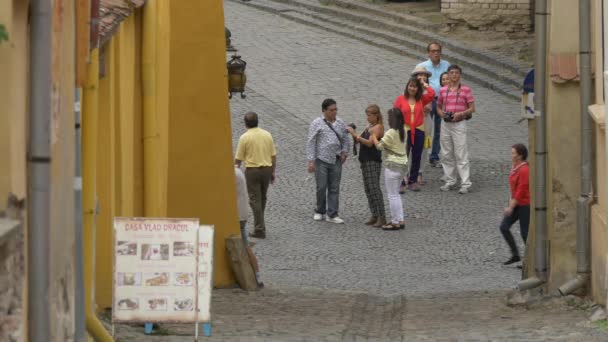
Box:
[325,216,345,224]
[458,187,469,194]
[313,213,324,221]
[440,184,454,192]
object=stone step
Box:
[275,0,531,75]
[229,0,522,100]
[263,0,528,85]
[279,1,524,89]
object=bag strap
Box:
[323,119,343,149]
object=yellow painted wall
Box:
[8,0,27,199]
[93,0,239,310]
[166,0,239,286]
[96,40,117,311]
[0,0,14,199]
[545,0,581,292]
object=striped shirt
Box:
[437,84,475,113]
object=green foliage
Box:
[0,24,8,43]
[594,319,608,332]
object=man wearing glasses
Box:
[416,42,450,168]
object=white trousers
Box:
[440,121,472,188]
[384,168,404,224]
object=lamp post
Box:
[227,54,247,99]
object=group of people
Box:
[306,42,475,230]
[234,41,530,265]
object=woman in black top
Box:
[347,104,386,227]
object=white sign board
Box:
[113,217,200,323]
[197,225,214,322]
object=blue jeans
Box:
[314,158,342,218]
[430,99,441,162]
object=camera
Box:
[443,112,454,122]
[347,123,357,130]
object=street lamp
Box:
[227,54,247,99]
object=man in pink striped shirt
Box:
[436,65,476,194]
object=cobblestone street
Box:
[224,0,526,296]
[112,2,608,340]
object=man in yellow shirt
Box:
[235,112,277,239]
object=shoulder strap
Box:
[323,119,343,149]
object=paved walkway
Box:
[225,0,526,296]
[111,2,608,340]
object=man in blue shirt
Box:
[416,42,450,167]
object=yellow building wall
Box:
[94,0,240,310]
[544,0,581,292]
[0,0,27,200]
[0,0,14,201]
[96,40,117,311]
[166,0,239,286]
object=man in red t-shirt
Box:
[436,65,475,194]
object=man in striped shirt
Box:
[436,65,475,194]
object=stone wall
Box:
[441,0,533,32]
[0,220,24,342]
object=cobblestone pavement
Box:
[224,1,527,296]
[113,2,608,341]
[111,288,608,341]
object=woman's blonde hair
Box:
[366,104,383,126]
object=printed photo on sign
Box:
[116,298,139,311]
[173,241,194,257]
[146,298,168,311]
[141,244,169,261]
[117,272,141,286]
[174,298,194,311]
[116,241,137,256]
[174,272,193,286]
[144,272,169,286]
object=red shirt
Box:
[509,162,530,206]
[393,87,435,144]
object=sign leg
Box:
[202,322,212,337]
[144,323,153,334]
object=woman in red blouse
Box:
[394,77,435,192]
[500,143,530,265]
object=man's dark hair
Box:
[322,98,337,111]
[512,143,528,161]
[447,64,463,74]
[427,41,442,52]
[244,112,258,128]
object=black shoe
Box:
[249,231,266,239]
[503,255,521,265]
[429,160,438,167]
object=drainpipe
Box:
[558,0,593,296]
[518,0,549,291]
[27,0,51,340]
